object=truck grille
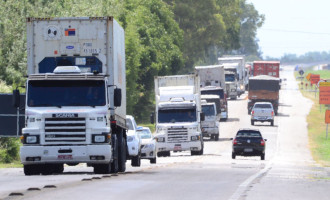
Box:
[167,127,188,143]
[44,117,86,143]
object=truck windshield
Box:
[158,108,197,123]
[202,105,215,116]
[201,89,224,99]
[27,80,106,107]
[225,74,235,82]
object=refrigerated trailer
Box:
[16,17,128,175]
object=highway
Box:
[0,66,329,200]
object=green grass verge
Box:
[295,70,330,167]
[0,161,22,168]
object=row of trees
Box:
[0,0,264,122]
[266,51,330,64]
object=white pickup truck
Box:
[251,102,274,126]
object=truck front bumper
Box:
[20,145,111,165]
[157,141,202,152]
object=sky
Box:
[248,0,330,58]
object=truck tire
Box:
[232,152,236,159]
[191,151,198,156]
[150,157,156,164]
[24,164,41,176]
[157,152,163,157]
[117,130,127,172]
[53,164,64,174]
[111,134,119,173]
[131,152,141,167]
[94,163,111,174]
[271,120,274,126]
[251,120,254,125]
[214,134,219,141]
[164,151,171,157]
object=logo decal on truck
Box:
[65,28,76,36]
[52,113,78,118]
[66,45,74,50]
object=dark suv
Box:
[231,129,267,160]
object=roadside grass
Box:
[0,161,22,168]
[295,70,330,167]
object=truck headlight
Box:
[191,135,200,141]
[156,137,165,142]
[25,135,39,144]
[92,133,109,143]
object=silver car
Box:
[137,127,157,164]
[251,102,274,126]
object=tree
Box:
[238,0,265,57]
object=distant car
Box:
[251,102,274,126]
[137,127,157,164]
[231,129,267,160]
[126,115,142,167]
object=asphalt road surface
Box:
[0,66,329,200]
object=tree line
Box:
[0,0,264,122]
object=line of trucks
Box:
[13,16,280,175]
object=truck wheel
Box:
[150,157,156,164]
[41,164,56,175]
[131,152,141,167]
[191,151,198,156]
[270,120,274,126]
[117,130,127,172]
[251,120,254,125]
[164,151,171,157]
[94,163,111,174]
[232,152,236,159]
[214,134,219,141]
[111,134,119,173]
[53,164,64,174]
[157,152,163,157]
[24,164,40,176]
[261,153,265,160]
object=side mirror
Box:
[200,113,205,121]
[264,139,267,141]
[150,112,155,124]
[114,88,122,107]
[13,89,20,108]
[230,138,233,140]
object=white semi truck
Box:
[15,17,128,175]
[218,56,246,96]
[195,65,228,121]
[152,75,204,156]
[223,64,240,99]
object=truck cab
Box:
[201,101,220,140]
[154,75,204,156]
[19,17,128,175]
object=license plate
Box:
[244,148,253,152]
[174,144,182,151]
[58,155,73,160]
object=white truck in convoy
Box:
[152,75,204,156]
[201,100,219,140]
[15,17,128,175]
[218,56,246,96]
[223,64,239,99]
[195,65,228,121]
